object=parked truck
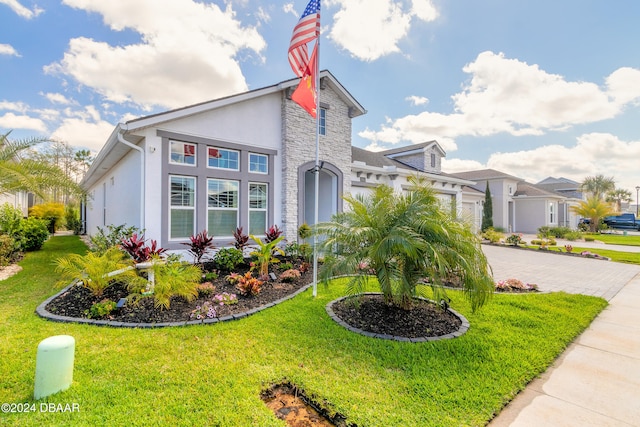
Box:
[602,213,640,230]
[580,213,640,230]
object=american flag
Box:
[288,0,320,77]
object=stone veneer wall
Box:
[280,83,353,241]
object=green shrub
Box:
[90,224,141,254]
[65,205,82,234]
[87,299,117,318]
[564,231,582,241]
[0,203,23,236]
[19,217,49,251]
[0,234,18,266]
[537,226,552,238]
[482,227,503,243]
[584,236,596,242]
[213,247,244,271]
[550,226,572,238]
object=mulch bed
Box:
[44,262,463,339]
[45,266,312,324]
[330,294,461,338]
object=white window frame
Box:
[207,147,240,171]
[169,140,197,166]
[319,107,326,136]
[248,182,268,236]
[207,178,239,237]
[549,202,555,224]
[169,175,196,240]
[249,153,268,174]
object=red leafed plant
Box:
[182,230,215,264]
[264,225,283,243]
[120,233,166,263]
[232,227,249,250]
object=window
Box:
[249,183,268,235]
[170,141,196,165]
[170,176,196,239]
[319,107,326,136]
[249,153,268,174]
[207,179,239,236]
[549,202,555,224]
[430,153,436,168]
[208,147,239,170]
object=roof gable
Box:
[125,70,366,131]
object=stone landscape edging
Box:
[325,292,470,343]
[36,281,314,328]
[482,242,610,261]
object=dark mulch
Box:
[45,266,313,324]
[330,294,461,338]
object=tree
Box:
[606,188,632,213]
[316,176,494,312]
[481,181,493,231]
[571,196,614,233]
[580,175,615,200]
[0,131,84,201]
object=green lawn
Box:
[588,233,640,246]
[529,243,640,265]
[0,236,607,426]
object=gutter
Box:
[116,124,145,231]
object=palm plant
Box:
[0,131,84,199]
[580,175,615,200]
[606,188,632,213]
[55,247,143,296]
[571,196,614,232]
[316,176,494,311]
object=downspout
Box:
[117,125,145,231]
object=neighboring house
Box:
[350,141,482,230]
[81,70,366,251]
[535,177,584,228]
[0,191,31,217]
[449,169,582,233]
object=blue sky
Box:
[2,0,640,194]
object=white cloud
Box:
[606,67,640,105]
[0,43,20,56]
[361,51,640,147]
[0,112,47,132]
[283,3,296,17]
[411,0,438,21]
[406,95,429,106]
[255,6,271,23]
[45,0,266,110]
[0,0,43,19]
[0,101,29,113]
[49,106,116,151]
[43,92,74,105]
[326,0,437,61]
[444,133,640,193]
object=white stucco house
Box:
[0,191,31,217]
[81,71,484,250]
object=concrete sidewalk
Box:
[485,245,640,426]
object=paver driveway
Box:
[482,244,640,300]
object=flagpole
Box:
[312,17,321,298]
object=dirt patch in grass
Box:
[331,294,462,338]
[261,382,354,427]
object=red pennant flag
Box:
[291,44,318,118]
